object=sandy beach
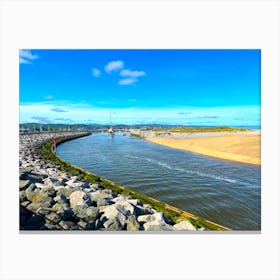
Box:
[146,131,261,165]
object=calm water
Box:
[57,133,261,230]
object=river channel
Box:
[57,132,261,230]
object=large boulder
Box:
[26,190,49,202]
[144,223,173,231]
[139,212,174,231]
[126,215,140,231]
[85,206,99,222]
[69,191,91,208]
[51,203,73,220]
[40,185,56,197]
[173,220,197,231]
[99,204,127,228]
[88,190,113,206]
[56,187,74,198]
[27,197,55,213]
[103,216,124,230]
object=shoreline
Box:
[20,132,230,231]
[145,131,261,166]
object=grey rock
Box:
[37,207,53,216]
[138,212,168,224]
[72,182,90,189]
[65,179,77,186]
[26,190,49,202]
[21,201,31,207]
[89,190,113,204]
[84,206,99,222]
[128,199,143,207]
[197,227,206,231]
[19,180,30,190]
[89,183,99,190]
[142,204,157,214]
[78,220,94,230]
[69,190,91,208]
[72,205,88,220]
[111,195,128,204]
[43,177,59,187]
[103,217,124,230]
[52,203,73,220]
[57,187,74,198]
[35,182,45,189]
[53,194,67,203]
[19,190,27,202]
[54,194,68,203]
[140,212,174,231]
[27,197,54,213]
[96,198,110,207]
[126,215,140,231]
[58,221,80,230]
[100,203,130,222]
[40,185,56,197]
[44,223,61,230]
[173,221,197,231]
[144,223,173,231]
[45,213,61,224]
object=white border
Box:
[1,0,279,279]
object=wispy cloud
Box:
[92,68,101,77]
[104,60,124,73]
[119,78,137,86]
[120,69,146,78]
[119,68,146,86]
[19,49,38,64]
[51,107,68,112]
[32,116,50,123]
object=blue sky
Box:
[20,49,261,126]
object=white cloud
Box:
[19,49,38,64]
[120,69,146,78]
[104,60,124,73]
[119,78,137,85]
[119,69,146,85]
[92,68,101,77]
[19,58,30,64]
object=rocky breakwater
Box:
[19,133,199,231]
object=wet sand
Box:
[146,131,261,165]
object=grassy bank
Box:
[40,133,231,231]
